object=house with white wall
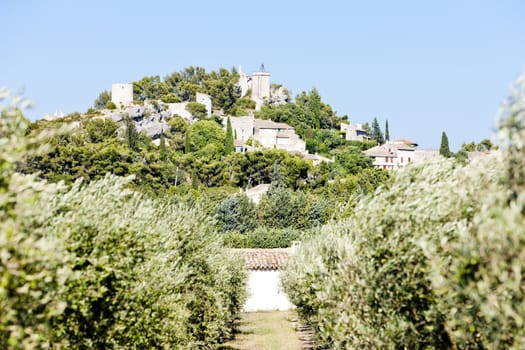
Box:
[233,248,294,312]
[365,139,443,169]
[226,115,306,153]
[364,139,418,169]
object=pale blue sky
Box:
[2,0,524,149]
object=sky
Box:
[2,0,524,150]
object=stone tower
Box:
[251,66,270,110]
[111,83,133,107]
[238,65,251,98]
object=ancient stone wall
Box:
[111,83,133,107]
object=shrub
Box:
[1,89,247,348]
[0,90,71,349]
[222,227,303,248]
[282,74,525,349]
[216,195,257,233]
[105,101,117,110]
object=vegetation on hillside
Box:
[24,67,390,248]
[1,90,247,348]
[282,75,525,349]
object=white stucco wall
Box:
[244,270,293,312]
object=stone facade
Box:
[196,92,212,116]
[111,83,133,107]
[238,66,251,98]
[237,66,273,111]
[166,102,192,120]
[251,71,271,110]
[340,122,369,141]
[226,115,306,153]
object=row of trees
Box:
[440,130,496,159]
[1,91,247,348]
[282,76,525,349]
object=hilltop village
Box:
[51,65,462,171]
[6,64,515,350]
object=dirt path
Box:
[218,311,314,350]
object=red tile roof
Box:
[232,248,291,270]
[394,138,418,146]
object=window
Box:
[408,157,411,163]
[401,157,403,163]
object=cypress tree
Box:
[159,133,168,160]
[440,131,452,157]
[184,132,191,154]
[385,119,390,141]
[225,117,234,155]
[124,116,140,151]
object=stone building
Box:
[364,139,442,169]
[238,65,272,111]
[226,114,306,153]
[111,83,133,107]
[196,92,212,116]
[364,139,418,170]
[340,122,369,141]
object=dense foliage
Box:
[1,91,247,348]
[22,110,386,248]
[282,75,525,349]
[101,66,241,114]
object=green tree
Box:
[369,117,384,144]
[476,138,495,151]
[186,120,225,153]
[83,118,119,143]
[94,90,111,110]
[159,134,168,161]
[215,195,257,233]
[185,102,208,120]
[133,75,171,101]
[440,131,452,157]
[385,119,390,141]
[105,101,117,110]
[124,116,140,151]
[225,117,234,155]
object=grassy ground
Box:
[217,311,302,350]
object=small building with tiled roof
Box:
[365,139,443,169]
[225,114,306,153]
[364,141,417,170]
[232,248,296,312]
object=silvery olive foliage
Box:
[1,90,247,349]
[282,75,525,349]
[0,89,72,349]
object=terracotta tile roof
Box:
[364,142,415,157]
[394,138,418,147]
[232,248,291,270]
